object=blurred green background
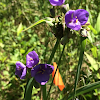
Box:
[0,0,100,100]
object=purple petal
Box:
[31,65,40,77]
[20,68,27,79]
[15,61,26,79]
[65,10,81,30]
[74,9,89,25]
[26,51,39,68]
[45,64,54,74]
[15,68,22,78]
[34,72,50,85]
[31,64,54,77]
[35,64,54,74]
[31,64,54,85]
[65,10,75,25]
[49,0,65,6]
[67,21,81,31]
[16,61,26,69]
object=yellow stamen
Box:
[36,66,46,74]
[30,58,33,61]
[37,71,42,74]
[76,19,78,23]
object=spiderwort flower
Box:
[15,51,54,85]
[15,61,26,79]
[31,64,54,85]
[65,9,89,30]
[49,0,65,6]
[26,51,54,85]
[26,51,39,68]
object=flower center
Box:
[30,58,33,61]
[18,66,21,70]
[75,16,78,23]
[37,66,45,74]
[70,14,79,24]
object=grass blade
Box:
[73,37,87,99]
[67,81,100,100]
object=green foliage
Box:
[85,52,99,71]
[95,13,100,34]
[0,0,100,100]
[17,23,23,36]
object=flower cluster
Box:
[65,9,89,31]
[15,51,54,85]
[49,0,89,31]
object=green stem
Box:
[42,39,60,100]
[41,85,46,100]
[73,37,87,99]
[22,19,46,32]
[46,44,66,100]
[48,39,60,64]
[24,77,34,100]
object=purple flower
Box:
[26,51,39,68]
[31,64,54,85]
[15,50,54,85]
[15,61,27,79]
[65,9,89,30]
[49,0,65,6]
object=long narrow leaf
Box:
[22,19,46,32]
[88,25,97,35]
[24,77,34,100]
[67,81,100,100]
[73,37,86,99]
[95,13,100,33]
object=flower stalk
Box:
[73,37,87,99]
[42,39,60,100]
[46,43,66,100]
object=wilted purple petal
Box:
[49,0,65,6]
[15,61,26,79]
[65,9,89,30]
[31,64,54,85]
[26,51,39,68]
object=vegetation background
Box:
[0,0,100,100]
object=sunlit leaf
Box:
[88,25,97,35]
[17,23,23,36]
[91,46,97,58]
[95,13,100,33]
[84,52,98,71]
[20,49,25,54]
